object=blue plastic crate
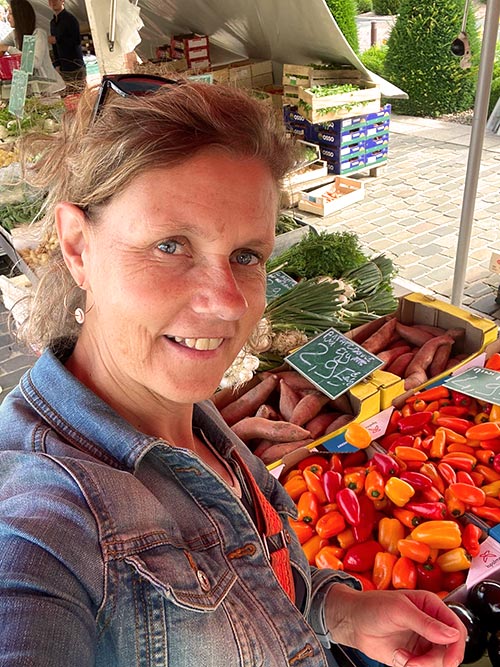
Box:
[313,126,366,147]
[365,102,391,124]
[364,133,389,151]
[364,146,389,167]
[365,120,390,138]
[320,142,365,162]
[326,156,366,175]
[283,105,308,127]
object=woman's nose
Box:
[191,264,249,321]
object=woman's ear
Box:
[55,202,90,287]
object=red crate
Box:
[0,54,21,81]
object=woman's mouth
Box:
[167,336,224,351]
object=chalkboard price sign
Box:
[266,271,297,303]
[285,327,384,399]
[444,366,500,405]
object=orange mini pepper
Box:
[419,462,445,493]
[373,551,398,590]
[296,491,320,525]
[302,535,328,565]
[462,523,483,558]
[411,521,462,550]
[283,474,308,501]
[378,517,405,555]
[337,526,356,549]
[315,511,346,539]
[288,518,314,545]
[303,468,328,504]
[365,469,385,500]
[430,428,447,459]
[392,507,422,529]
[315,546,344,571]
[444,487,466,518]
[392,556,417,589]
[475,464,500,483]
[343,469,366,494]
[448,482,486,507]
[394,446,428,462]
[441,427,467,445]
[481,480,500,497]
[466,422,500,441]
[397,538,432,563]
[446,443,477,456]
[472,505,500,524]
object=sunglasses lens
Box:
[115,77,165,95]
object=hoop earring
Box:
[63,283,94,324]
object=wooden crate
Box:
[298,80,381,123]
[298,175,365,216]
[282,64,362,88]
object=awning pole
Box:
[451,0,500,306]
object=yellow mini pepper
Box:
[436,547,472,572]
[385,477,415,507]
[410,520,462,550]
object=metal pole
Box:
[371,21,377,47]
[107,0,117,52]
[451,0,500,306]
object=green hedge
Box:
[360,44,388,76]
[384,0,480,117]
[356,0,373,13]
[373,0,400,14]
[326,0,360,53]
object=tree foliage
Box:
[326,0,360,54]
[384,0,480,117]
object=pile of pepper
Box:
[282,373,500,594]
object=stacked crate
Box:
[170,34,210,70]
[284,103,391,176]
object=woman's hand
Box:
[325,585,466,667]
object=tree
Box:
[326,0,360,54]
[384,0,480,117]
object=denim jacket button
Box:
[196,569,211,592]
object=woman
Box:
[0,0,64,94]
[0,77,465,666]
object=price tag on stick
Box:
[444,366,500,405]
[266,271,297,303]
[8,69,29,118]
[285,327,384,400]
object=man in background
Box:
[48,0,85,84]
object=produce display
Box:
[352,316,467,390]
[213,367,357,464]
[0,98,62,139]
[0,195,46,232]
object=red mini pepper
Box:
[371,452,400,477]
[297,455,330,473]
[462,523,483,558]
[336,487,361,526]
[352,494,377,543]
[398,471,433,491]
[392,556,417,589]
[416,562,444,593]
[343,540,383,572]
[398,412,433,435]
[322,470,343,504]
[451,391,476,409]
[405,501,447,520]
[437,461,457,486]
[434,417,472,435]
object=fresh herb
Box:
[0,195,47,231]
[308,83,360,97]
[275,213,302,235]
[267,230,370,279]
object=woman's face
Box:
[7,5,14,27]
[70,149,278,408]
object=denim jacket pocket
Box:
[123,538,237,612]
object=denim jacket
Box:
[0,347,359,667]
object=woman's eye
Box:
[232,250,261,266]
[157,239,184,255]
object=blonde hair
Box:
[18,81,297,351]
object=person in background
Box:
[0,0,64,94]
[0,78,466,667]
[48,0,85,84]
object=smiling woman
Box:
[0,79,466,667]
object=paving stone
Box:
[0,354,36,374]
[465,282,498,299]
[420,255,453,269]
[470,293,499,315]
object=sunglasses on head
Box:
[91,74,183,124]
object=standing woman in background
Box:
[0,0,64,95]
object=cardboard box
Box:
[298,175,364,216]
[349,293,499,402]
[326,156,366,176]
[170,33,209,52]
[298,81,381,124]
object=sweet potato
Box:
[404,334,455,378]
[324,413,354,435]
[377,345,412,369]
[255,404,280,420]
[362,318,398,354]
[395,322,434,347]
[290,391,331,426]
[445,327,465,341]
[258,439,314,465]
[305,412,340,439]
[279,379,301,421]
[220,375,278,426]
[386,351,415,377]
[428,340,453,377]
[330,393,352,415]
[231,417,311,443]
[273,371,316,391]
[413,324,446,337]
[404,370,428,391]
[211,375,261,410]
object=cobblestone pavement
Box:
[298,113,500,322]
[1,113,499,402]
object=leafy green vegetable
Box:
[267,230,370,278]
[0,195,46,231]
[308,83,360,97]
[275,213,302,235]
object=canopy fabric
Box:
[29,0,406,97]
